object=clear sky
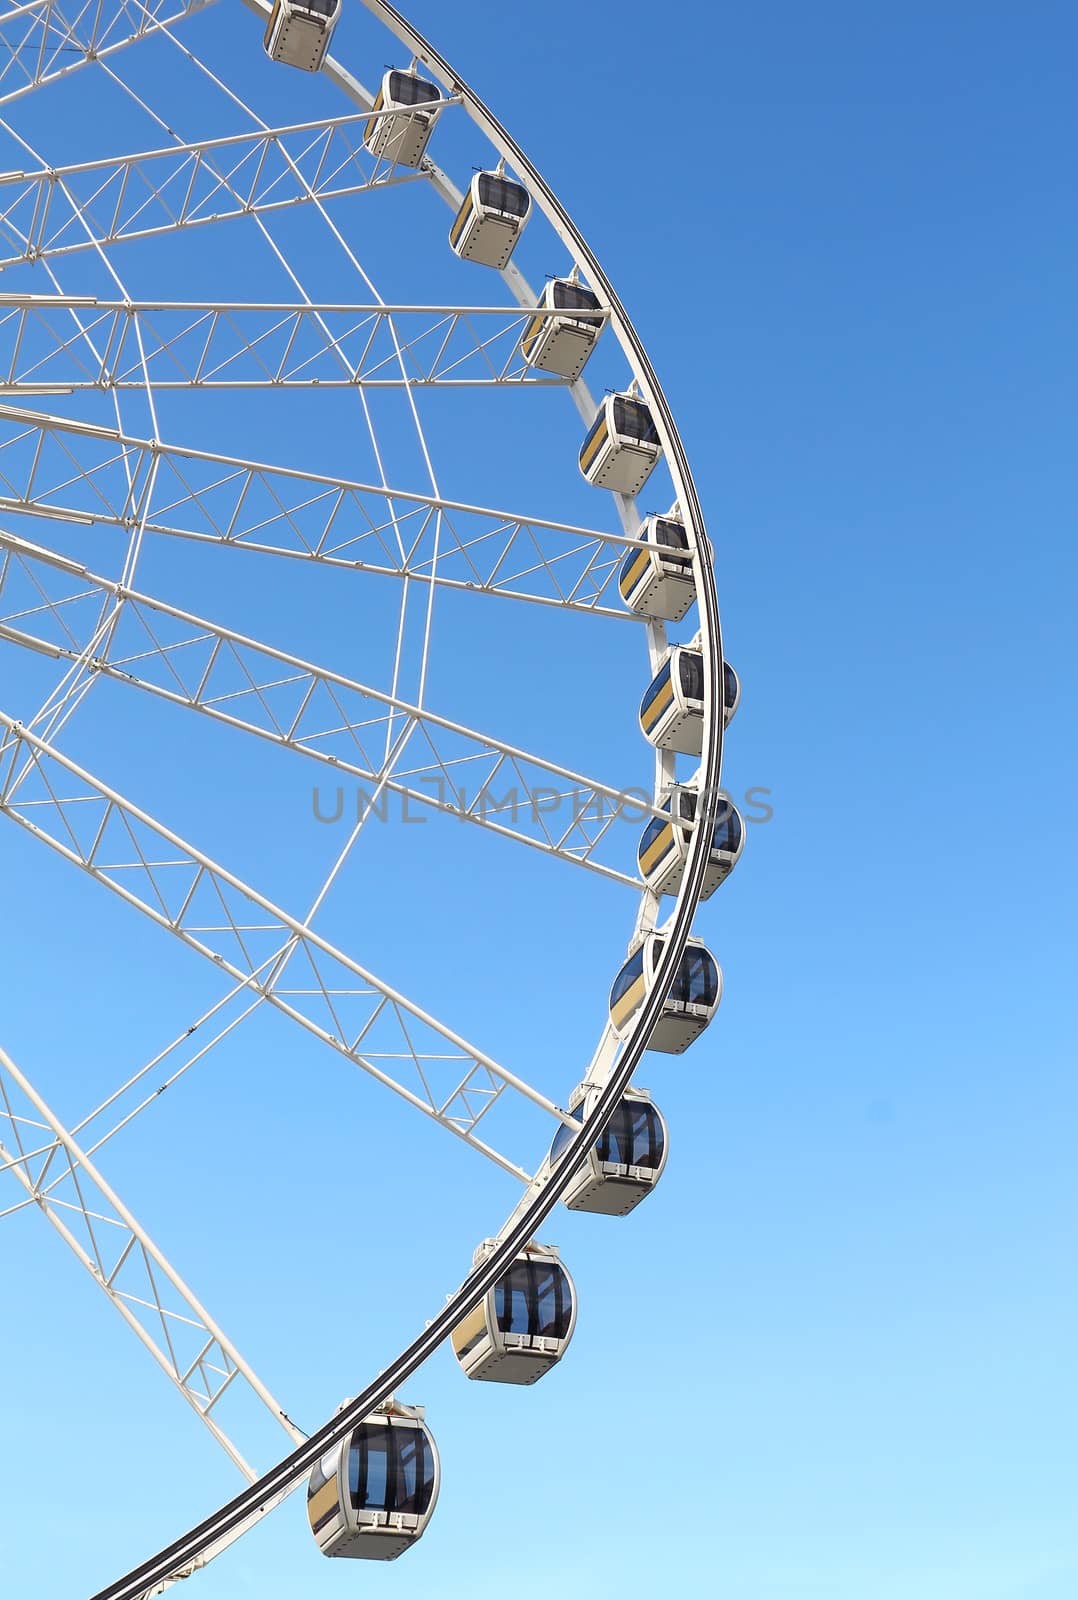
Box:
[0,2,1075,1598]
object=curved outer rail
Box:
[86,5,728,1595]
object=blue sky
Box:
[1,2,1076,1597]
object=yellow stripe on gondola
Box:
[450,199,472,249]
[364,87,385,143]
[520,313,543,358]
[640,676,674,732]
[451,1300,488,1357]
[640,824,677,875]
[307,1477,340,1533]
[611,972,648,1033]
[619,548,651,598]
[264,0,282,44]
[579,418,608,472]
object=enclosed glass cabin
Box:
[609,932,722,1054]
[638,783,744,899]
[639,647,740,754]
[520,277,604,380]
[619,513,696,620]
[263,0,340,72]
[578,392,663,494]
[451,1242,576,1384]
[449,171,531,268]
[639,644,704,754]
[550,1087,668,1215]
[307,1401,439,1560]
[364,68,444,167]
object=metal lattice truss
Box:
[0,710,578,1178]
[0,530,652,878]
[0,295,587,388]
[0,115,428,270]
[0,0,687,1549]
[0,409,640,615]
[0,0,211,104]
[0,1041,302,1479]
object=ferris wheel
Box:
[0,1,739,1593]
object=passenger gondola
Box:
[449,169,531,268]
[550,1085,668,1215]
[639,641,740,754]
[307,1399,439,1560]
[578,389,663,494]
[451,1240,576,1383]
[363,66,444,168]
[519,275,604,380]
[638,780,744,899]
[619,511,696,620]
[609,931,722,1053]
[263,0,340,72]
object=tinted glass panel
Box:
[678,650,704,701]
[723,660,739,709]
[394,1433,423,1512]
[387,70,441,106]
[711,806,742,853]
[303,0,337,16]
[363,1437,388,1509]
[668,947,719,1008]
[612,397,659,443]
[348,1424,435,1516]
[652,517,689,550]
[494,1261,573,1338]
[477,175,530,217]
[680,789,741,851]
[550,1104,584,1163]
[609,947,645,1009]
[639,815,668,856]
[533,1265,563,1337]
[551,280,602,317]
[596,1099,665,1169]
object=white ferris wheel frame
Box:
[0,1,730,1595]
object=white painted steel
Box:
[0,0,731,1591]
[0,710,576,1177]
[0,1043,304,1478]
